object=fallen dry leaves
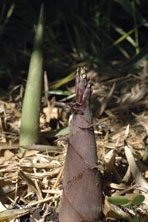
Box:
[0,63,148,221]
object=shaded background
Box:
[0,0,148,90]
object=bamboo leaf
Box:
[48,90,72,96]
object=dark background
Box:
[0,0,148,90]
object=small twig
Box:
[52,165,64,190]
[28,195,61,207]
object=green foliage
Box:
[108,195,130,207]
[0,1,15,36]
[108,194,145,206]
[108,194,145,222]
[132,194,145,206]
[44,0,148,65]
[0,0,148,84]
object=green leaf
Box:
[112,25,136,47]
[48,90,72,96]
[55,127,70,136]
[133,215,139,222]
[51,72,75,90]
[132,194,145,206]
[108,195,130,206]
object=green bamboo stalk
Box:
[19,5,44,151]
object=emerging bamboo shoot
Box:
[19,5,44,151]
[59,68,102,222]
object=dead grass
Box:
[0,62,148,221]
